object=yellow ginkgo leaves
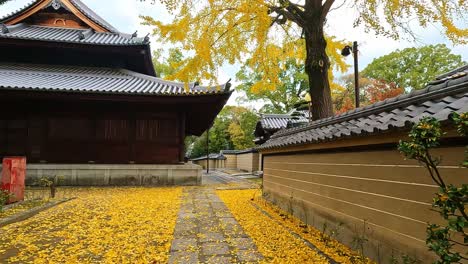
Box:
[0,188,182,264]
[217,189,375,264]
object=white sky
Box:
[1,0,466,110]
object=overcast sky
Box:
[1,0,467,109]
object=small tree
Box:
[38,176,63,199]
[398,113,468,263]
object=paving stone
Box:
[173,228,198,237]
[203,255,233,264]
[236,250,263,262]
[229,237,256,250]
[170,238,198,251]
[175,223,197,232]
[178,212,197,219]
[221,218,238,225]
[224,228,248,238]
[170,185,263,264]
[201,242,230,255]
[220,222,243,232]
[198,232,226,243]
[211,203,228,211]
[168,251,198,264]
[176,219,197,226]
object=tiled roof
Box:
[0,63,232,96]
[258,65,468,150]
[260,114,291,130]
[191,153,226,161]
[70,0,118,33]
[0,0,38,22]
[259,110,310,131]
[0,0,118,33]
[221,149,258,155]
[0,23,147,46]
[221,150,240,155]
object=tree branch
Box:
[280,0,305,16]
[269,5,305,27]
[321,0,335,23]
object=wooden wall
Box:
[224,154,237,169]
[0,112,183,164]
[237,152,259,172]
[262,145,466,262]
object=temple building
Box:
[0,0,231,185]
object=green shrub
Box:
[399,113,468,263]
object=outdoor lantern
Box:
[341,45,352,56]
[342,41,360,108]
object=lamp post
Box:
[341,41,360,108]
[206,128,209,173]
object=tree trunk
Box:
[304,16,334,121]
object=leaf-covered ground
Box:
[0,200,48,219]
[1,186,375,263]
[0,187,182,263]
[217,189,374,264]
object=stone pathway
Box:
[201,171,258,189]
[169,174,263,263]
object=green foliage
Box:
[0,189,12,212]
[452,113,468,168]
[188,106,258,158]
[236,59,309,114]
[399,114,468,263]
[228,107,258,149]
[363,44,465,90]
[152,48,184,79]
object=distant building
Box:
[254,110,309,145]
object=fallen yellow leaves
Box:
[0,187,182,263]
[217,189,375,264]
[217,189,328,264]
[0,200,48,219]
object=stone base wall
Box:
[1,164,202,186]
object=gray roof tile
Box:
[258,65,468,150]
[259,110,310,131]
[69,0,118,33]
[0,63,231,96]
[0,23,146,46]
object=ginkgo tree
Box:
[142,0,467,120]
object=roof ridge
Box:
[436,64,468,80]
[0,0,38,22]
[68,0,118,33]
[0,62,234,97]
[262,113,291,118]
[270,76,468,140]
[0,67,132,79]
[120,69,232,92]
[0,23,147,46]
[0,0,133,36]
